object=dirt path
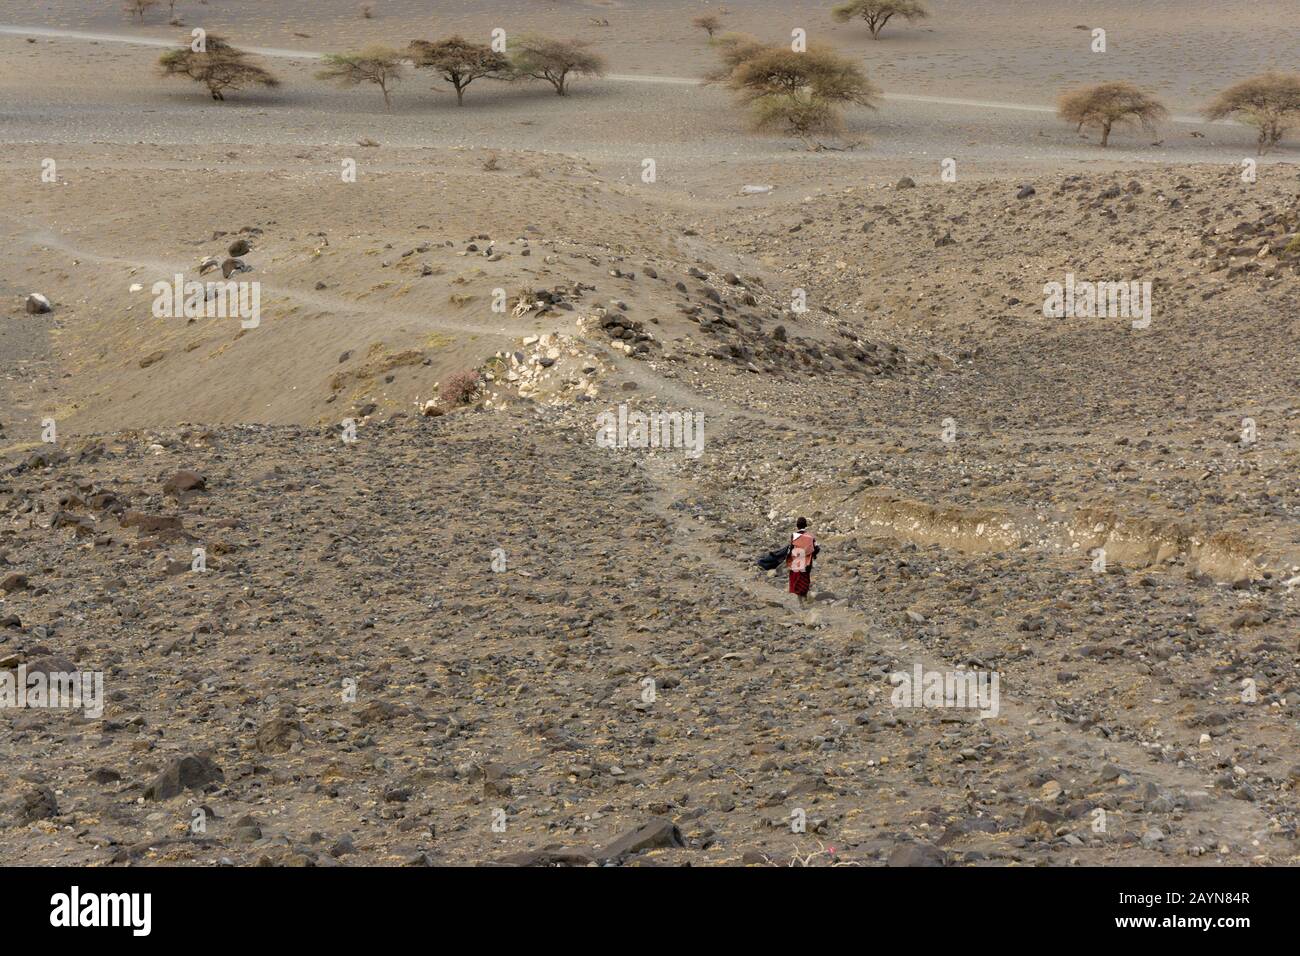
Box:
[9,226,553,341]
[630,371,1286,861]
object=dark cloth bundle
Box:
[756,541,821,572]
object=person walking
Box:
[787,517,820,607]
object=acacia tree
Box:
[318,46,404,109]
[124,0,160,21]
[832,1,929,40]
[704,32,771,84]
[509,36,606,96]
[693,14,722,38]
[1057,82,1167,147]
[158,35,280,100]
[1204,73,1300,154]
[408,36,509,106]
[721,41,879,140]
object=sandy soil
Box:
[1,1,1298,867]
[8,0,1298,108]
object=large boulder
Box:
[143,754,224,800]
[599,819,685,861]
[887,843,947,867]
[162,470,206,496]
[5,785,58,825]
[256,717,304,754]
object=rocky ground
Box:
[3,161,1299,866]
[1,0,1298,866]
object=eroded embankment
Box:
[857,493,1281,585]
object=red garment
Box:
[787,530,815,594]
[787,532,815,570]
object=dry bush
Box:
[317,46,404,109]
[1057,82,1167,147]
[693,14,723,37]
[717,41,878,140]
[158,35,280,101]
[439,369,481,406]
[704,32,769,84]
[832,0,929,40]
[408,36,510,105]
[509,36,606,96]
[754,94,843,137]
[124,0,160,21]
[1204,73,1300,154]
